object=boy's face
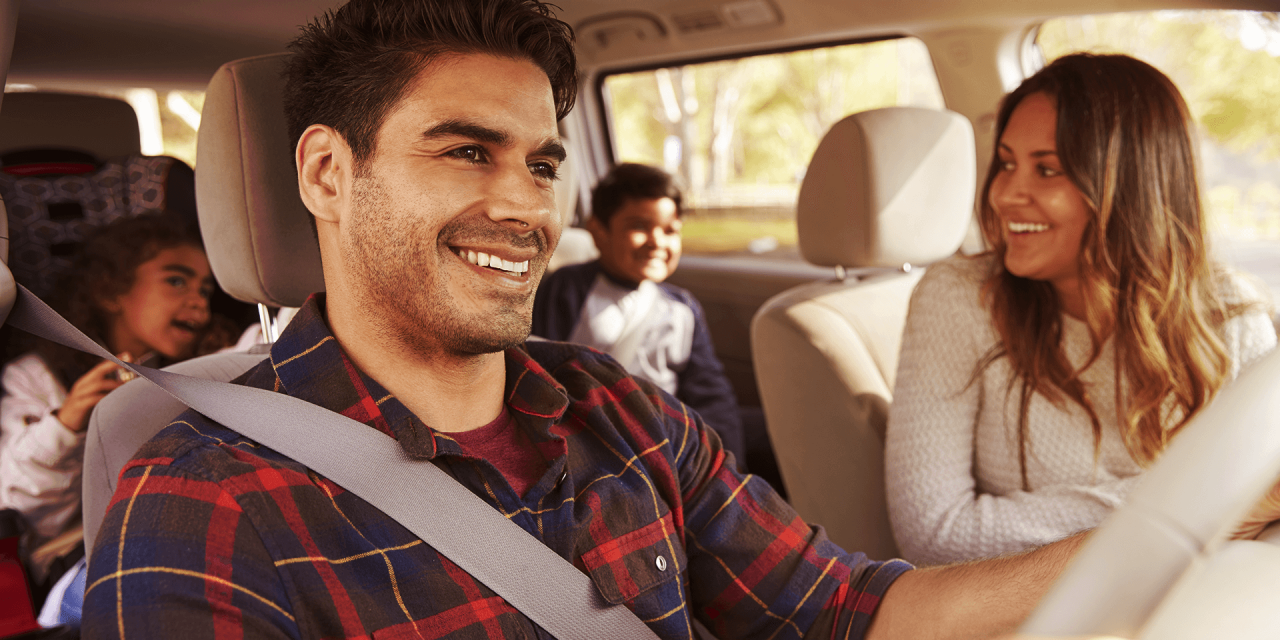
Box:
[589,196,682,285]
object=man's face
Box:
[341,53,565,356]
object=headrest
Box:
[196,53,323,308]
[796,107,975,269]
[0,92,141,159]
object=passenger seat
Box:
[750,107,974,559]
[82,53,318,559]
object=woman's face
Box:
[989,92,1093,299]
[106,244,214,359]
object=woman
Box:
[885,53,1277,566]
[0,213,226,578]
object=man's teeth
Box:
[1008,221,1050,233]
[461,249,529,274]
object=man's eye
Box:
[529,161,559,181]
[448,146,488,164]
[166,276,187,289]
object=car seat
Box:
[750,107,974,559]
[0,91,198,300]
[81,53,317,559]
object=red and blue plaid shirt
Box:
[84,295,911,639]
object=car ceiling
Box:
[7,0,1276,91]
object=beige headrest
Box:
[797,107,975,269]
[0,92,141,158]
[196,53,323,308]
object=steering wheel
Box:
[1019,347,1280,639]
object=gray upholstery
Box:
[196,53,322,308]
[82,351,267,556]
[751,107,974,559]
[0,92,140,159]
[83,53,317,558]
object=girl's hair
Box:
[39,213,208,385]
[975,53,1238,479]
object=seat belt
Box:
[7,284,662,640]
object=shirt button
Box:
[655,555,667,572]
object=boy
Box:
[532,163,746,461]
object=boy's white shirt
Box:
[568,274,695,395]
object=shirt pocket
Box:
[579,512,687,604]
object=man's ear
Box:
[297,124,354,226]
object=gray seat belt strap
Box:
[8,284,661,640]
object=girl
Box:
[885,53,1277,565]
[0,212,223,576]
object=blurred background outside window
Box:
[602,37,944,260]
[1037,10,1280,304]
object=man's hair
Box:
[590,163,683,227]
[283,0,577,167]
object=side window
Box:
[600,38,944,261]
[1037,11,1280,304]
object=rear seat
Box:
[0,92,197,301]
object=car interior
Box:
[0,0,1278,638]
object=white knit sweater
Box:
[885,254,1277,566]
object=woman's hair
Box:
[38,213,209,385]
[975,53,1237,477]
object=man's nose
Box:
[488,165,556,233]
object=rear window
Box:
[600,37,944,259]
[1037,11,1280,305]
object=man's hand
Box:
[1232,472,1280,540]
[55,356,129,432]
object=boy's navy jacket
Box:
[532,260,745,460]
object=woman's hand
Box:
[54,355,131,433]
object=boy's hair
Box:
[590,163,683,227]
[283,0,577,170]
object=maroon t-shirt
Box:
[451,407,547,498]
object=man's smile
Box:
[453,246,531,275]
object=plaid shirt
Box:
[84,295,911,640]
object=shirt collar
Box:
[268,294,570,460]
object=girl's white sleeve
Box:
[885,261,1140,566]
[0,354,84,541]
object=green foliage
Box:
[1038,11,1280,159]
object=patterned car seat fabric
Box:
[0,91,200,362]
[0,153,196,299]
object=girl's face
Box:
[106,244,215,360]
[989,92,1093,299]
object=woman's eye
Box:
[1039,165,1062,177]
[999,160,1015,171]
[529,161,559,181]
[166,276,187,289]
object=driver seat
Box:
[81,52,321,559]
[750,107,974,560]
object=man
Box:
[79,1,1277,639]
[533,163,747,463]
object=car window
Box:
[600,37,944,261]
[3,85,203,167]
[1037,10,1280,307]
